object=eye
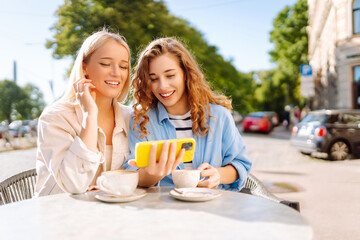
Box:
[100,63,110,66]
[150,78,158,82]
[120,65,128,70]
[167,74,175,78]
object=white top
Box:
[168,111,193,169]
[35,100,130,196]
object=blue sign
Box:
[300,64,312,76]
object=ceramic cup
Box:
[96,170,138,196]
[172,169,204,188]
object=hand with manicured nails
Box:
[73,78,97,115]
[197,163,221,189]
[129,141,185,187]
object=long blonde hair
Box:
[132,37,231,138]
[60,29,131,103]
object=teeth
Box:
[160,91,174,97]
[105,81,119,85]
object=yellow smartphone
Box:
[135,138,196,167]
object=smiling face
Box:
[149,53,189,115]
[83,38,129,101]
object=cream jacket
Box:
[35,100,130,196]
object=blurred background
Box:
[0,0,303,122]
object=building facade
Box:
[307,0,360,109]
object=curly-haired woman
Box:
[125,37,251,191]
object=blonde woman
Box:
[125,38,251,191]
[35,29,131,196]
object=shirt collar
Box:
[73,99,128,136]
[157,101,169,124]
[113,100,128,136]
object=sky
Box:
[0,0,298,105]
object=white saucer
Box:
[169,188,222,202]
[95,188,147,203]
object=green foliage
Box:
[16,84,46,120]
[253,70,287,115]
[46,0,256,114]
[0,80,45,122]
[268,0,308,106]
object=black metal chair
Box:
[0,169,37,205]
[240,173,300,211]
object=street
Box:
[1,127,359,240]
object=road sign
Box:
[300,64,315,97]
[300,64,312,76]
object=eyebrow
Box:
[100,57,128,63]
[149,69,175,76]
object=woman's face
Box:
[83,39,129,101]
[149,53,189,115]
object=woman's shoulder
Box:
[209,104,232,118]
[116,103,131,117]
[40,101,77,122]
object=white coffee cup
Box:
[172,169,204,188]
[96,170,138,196]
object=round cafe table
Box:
[0,187,313,240]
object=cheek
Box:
[150,82,157,94]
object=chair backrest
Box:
[0,169,37,205]
[241,173,300,211]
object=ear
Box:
[82,62,88,78]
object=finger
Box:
[158,141,170,168]
[128,159,138,167]
[148,143,158,168]
[200,168,215,178]
[165,142,177,170]
[197,162,211,171]
[83,83,96,94]
[171,148,185,172]
[197,179,210,188]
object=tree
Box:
[0,80,45,122]
[0,80,23,123]
[16,84,46,120]
[46,0,255,114]
[268,0,308,106]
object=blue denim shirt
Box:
[124,102,252,191]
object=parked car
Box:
[290,109,360,160]
[263,111,279,127]
[242,112,272,133]
[8,120,31,137]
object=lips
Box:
[160,90,175,98]
[105,81,120,86]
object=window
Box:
[354,66,360,109]
[354,0,360,34]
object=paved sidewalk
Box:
[0,137,37,152]
[243,126,360,240]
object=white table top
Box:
[0,187,312,240]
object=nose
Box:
[110,65,121,77]
[158,77,169,90]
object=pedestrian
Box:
[124,37,251,191]
[283,105,291,129]
[35,29,131,196]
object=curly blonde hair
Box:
[132,37,231,138]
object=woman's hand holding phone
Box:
[128,141,185,187]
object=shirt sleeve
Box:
[123,114,143,171]
[219,111,252,191]
[37,110,103,194]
